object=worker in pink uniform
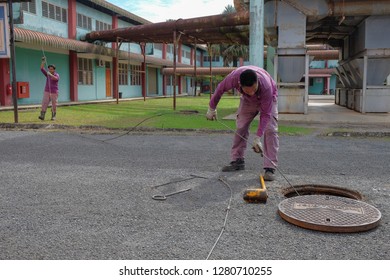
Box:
[206,66,279,181]
[39,56,60,121]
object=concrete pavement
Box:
[0,125,389,260]
[225,95,390,130]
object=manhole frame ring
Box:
[282,184,363,200]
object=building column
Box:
[162,44,167,96]
[0,59,11,106]
[68,0,78,101]
[177,43,182,94]
[69,52,78,101]
[249,0,264,68]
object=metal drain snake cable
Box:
[101,111,299,195]
[101,110,200,143]
[102,113,165,142]
[206,176,233,260]
[215,118,300,196]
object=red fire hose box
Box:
[17,82,30,98]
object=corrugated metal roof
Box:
[14,27,109,53]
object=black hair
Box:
[48,64,56,69]
[239,69,257,87]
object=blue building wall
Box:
[5,0,208,106]
[15,48,70,104]
[15,0,68,37]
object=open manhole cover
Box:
[283,184,362,200]
[278,195,381,233]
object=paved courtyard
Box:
[0,127,389,260]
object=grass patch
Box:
[0,96,313,135]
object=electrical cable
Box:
[206,176,233,260]
[69,108,299,258]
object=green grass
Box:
[0,95,313,135]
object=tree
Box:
[210,4,249,67]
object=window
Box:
[196,54,201,64]
[21,0,36,14]
[130,65,141,86]
[203,55,220,62]
[154,43,163,51]
[119,63,129,85]
[77,13,92,30]
[166,76,176,86]
[96,20,112,31]
[78,58,93,85]
[42,1,67,23]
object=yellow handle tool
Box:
[243,175,268,203]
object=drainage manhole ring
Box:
[278,195,381,233]
[283,184,362,200]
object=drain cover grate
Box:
[278,195,381,233]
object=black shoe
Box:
[38,111,45,120]
[222,159,245,172]
[263,168,275,181]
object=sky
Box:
[107,0,234,23]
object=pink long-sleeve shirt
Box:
[41,68,60,94]
[209,65,277,137]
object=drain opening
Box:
[283,184,362,200]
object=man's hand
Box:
[41,57,46,63]
[206,107,217,121]
[252,136,263,156]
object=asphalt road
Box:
[0,129,389,260]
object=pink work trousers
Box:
[41,91,58,113]
[231,99,279,169]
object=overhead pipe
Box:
[328,0,390,17]
[85,11,250,42]
[162,67,236,76]
[281,0,390,18]
[162,66,336,76]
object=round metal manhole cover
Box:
[278,195,381,233]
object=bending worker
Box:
[39,57,60,121]
[206,65,279,181]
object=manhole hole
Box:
[278,195,381,233]
[283,184,362,200]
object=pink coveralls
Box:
[209,66,279,169]
[41,68,60,113]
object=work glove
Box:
[41,56,46,63]
[252,136,263,156]
[206,107,217,121]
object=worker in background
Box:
[39,57,60,121]
[206,66,279,181]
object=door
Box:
[147,68,158,95]
[105,68,111,97]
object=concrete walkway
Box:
[225,95,390,130]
